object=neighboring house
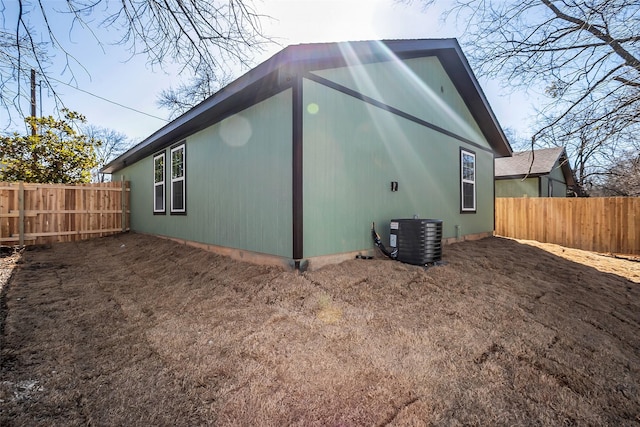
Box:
[103,39,512,269]
[495,147,576,197]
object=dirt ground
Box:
[0,233,638,426]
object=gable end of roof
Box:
[104,39,512,174]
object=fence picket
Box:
[0,182,130,246]
[495,197,639,255]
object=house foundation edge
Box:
[140,231,493,271]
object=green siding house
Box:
[495,147,576,198]
[104,39,512,269]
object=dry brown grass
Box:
[1,233,639,426]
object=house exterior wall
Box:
[114,54,504,262]
[495,177,540,198]
[116,90,293,257]
[546,161,568,197]
[496,161,567,198]
[311,57,486,144]
[302,57,495,258]
[540,177,550,197]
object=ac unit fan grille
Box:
[390,219,443,265]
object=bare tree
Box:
[407,0,640,192]
[534,95,633,191]
[593,151,640,196]
[157,67,234,119]
[501,127,530,152]
[82,125,134,182]
[1,0,270,125]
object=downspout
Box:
[292,75,304,270]
[493,153,496,232]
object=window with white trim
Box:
[153,152,165,213]
[461,149,476,212]
[171,143,186,214]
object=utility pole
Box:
[30,68,36,136]
[39,80,43,118]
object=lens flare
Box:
[219,115,252,147]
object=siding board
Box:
[311,57,488,147]
[118,90,293,258]
[496,177,540,198]
[302,78,494,258]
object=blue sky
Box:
[5,0,537,145]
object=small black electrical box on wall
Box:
[389,218,443,264]
[390,181,398,192]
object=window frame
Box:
[170,142,186,215]
[460,148,477,213]
[153,152,165,214]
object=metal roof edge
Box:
[103,46,293,174]
[495,173,545,180]
[443,40,512,157]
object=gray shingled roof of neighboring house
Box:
[495,146,568,177]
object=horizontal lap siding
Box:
[496,178,539,198]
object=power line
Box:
[46,76,169,122]
[1,49,170,124]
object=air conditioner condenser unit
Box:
[389,218,443,265]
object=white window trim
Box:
[461,149,476,212]
[170,143,186,214]
[153,152,165,213]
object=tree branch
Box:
[541,0,640,72]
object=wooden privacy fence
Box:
[0,181,130,246]
[495,197,639,255]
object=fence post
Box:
[18,182,25,247]
[121,176,126,232]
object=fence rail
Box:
[0,181,130,246]
[495,197,639,255]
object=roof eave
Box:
[104,38,513,173]
[436,42,512,157]
[495,173,545,180]
[103,47,292,174]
